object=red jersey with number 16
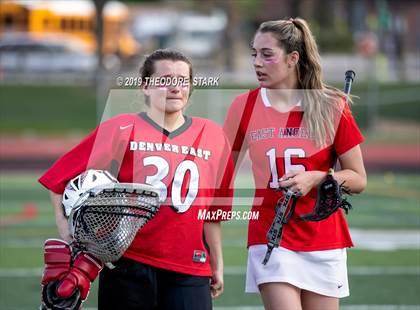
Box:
[39,112,233,276]
[223,88,363,251]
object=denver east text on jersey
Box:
[129,141,212,160]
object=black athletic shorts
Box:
[98,257,212,310]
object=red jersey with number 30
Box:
[39,112,233,276]
[223,88,364,251]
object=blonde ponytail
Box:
[257,18,351,147]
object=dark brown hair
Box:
[140,49,193,84]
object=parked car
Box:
[132,11,178,49]
[169,11,227,59]
[132,10,227,59]
[0,33,97,73]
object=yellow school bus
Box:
[0,0,139,58]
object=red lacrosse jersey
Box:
[223,88,364,251]
[39,112,233,276]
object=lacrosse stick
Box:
[262,188,301,265]
[299,70,356,222]
[262,71,357,264]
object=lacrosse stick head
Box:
[300,171,352,222]
[68,183,160,263]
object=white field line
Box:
[83,306,420,310]
[340,307,420,310]
[214,307,420,310]
[350,229,420,251]
[0,267,42,277]
[223,266,420,276]
[2,228,420,250]
[211,307,420,310]
[1,266,419,278]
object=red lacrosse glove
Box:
[56,252,103,300]
[41,239,72,285]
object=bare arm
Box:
[203,221,224,298]
[335,145,367,193]
[279,145,367,195]
[50,191,72,243]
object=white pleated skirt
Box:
[245,244,349,298]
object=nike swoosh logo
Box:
[119,124,133,130]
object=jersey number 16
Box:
[266,148,306,189]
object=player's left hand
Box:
[57,252,103,301]
[279,170,326,196]
[210,269,224,299]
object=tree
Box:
[93,0,106,71]
[92,0,107,123]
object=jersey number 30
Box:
[143,156,199,213]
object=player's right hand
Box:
[56,252,103,300]
[210,269,224,299]
[41,239,72,285]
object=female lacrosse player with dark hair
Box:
[39,49,233,310]
[223,18,366,310]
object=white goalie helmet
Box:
[62,169,118,217]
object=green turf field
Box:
[0,172,419,309]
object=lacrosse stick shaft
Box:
[333,70,356,171]
[263,190,296,265]
[344,70,356,100]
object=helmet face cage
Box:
[62,170,118,217]
[69,183,160,263]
